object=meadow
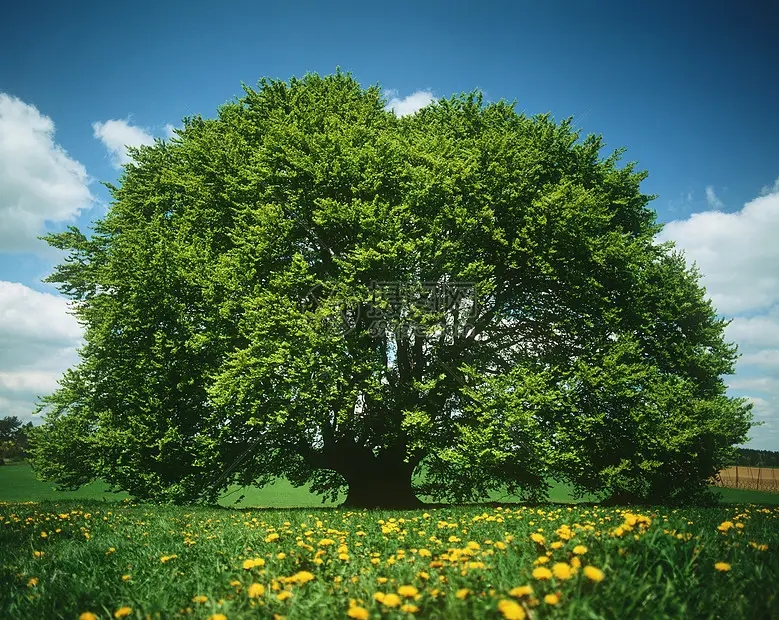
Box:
[2,462,779,619]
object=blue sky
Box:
[1,0,778,450]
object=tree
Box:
[0,416,32,463]
[28,72,753,507]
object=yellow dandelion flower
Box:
[401,603,419,613]
[27,577,38,587]
[397,585,418,598]
[248,583,265,597]
[33,551,44,558]
[373,592,386,603]
[532,566,552,580]
[509,585,533,597]
[292,570,315,584]
[552,562,573,580]
[230,580,241,587]
[714,562,731,572]
[265,532,280,543]
[497,598,526,620]
[276,590,292,601]
[114,606,133,619]
[122,574,132,582]
[530,533,545,545]
[382,593,401,608]
[456,588,470,599]
[207,615,228,620]
[544,593,559,605]
[717,521,734,533]
[79,613,98,620]
[583,566,605,582]
[418,548,431,557]
[550,541,563,550]
[347,606,370,620]
[276,552,286,560]
[40,531,48,538]
[377,577,388,584]
[572,545,588,555]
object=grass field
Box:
[2,463,779,619]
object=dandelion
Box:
[374,592,386,603]
[207,615,228,620]
[397,585,419,598]
[114,607,133,619]
[79,613,98,620]
[550,541,563,550]
[714,562,732,572]
[552,562,573,580]
[532,566,552,580]
[572,545,588,555]
[27,577,38,587]
[243,558,265,569]
[456,588,470,599]
[545,593,560,605]
[230,580,242,587]
[583,566,605,582]
[509,585,533,597]
[381,593,401,608]
[530,533,545,545]
[401,603,419,613]
[276,590,292,601]
[160,554,178,563]
[248,583,265,597]
[33,551,44,558]
[497,598,526,619]
[192,595,208,604]
[717,521,734,533]
[347,606,370,620]
[40,531,47,538]
[291,570,315,584]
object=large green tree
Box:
[29,72,752,507]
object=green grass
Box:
[1,500,777,619]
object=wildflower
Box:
[41,531,48,538]
[417,571,430,580]
[552,562,573,580]
[230,580,241,587]
[550,541,563,550]
[243,558,265,569]
[397,584,418,598]
[160,554,178,563]
[530,533,545,545]
[33,551,44,558]
[714,562,732,572]
[509,585,533,597]
[401,603,419,613]
[717,521,734,533]
[374,592,386,603]
[27,577,38,587]
[544,593,560,605]
[347,606,370,620]
[572,545,588,555]
[114,607,133,619]
[276,590,292,601]
[381,593,401,607]
[79,613,98,620]
[570,556,581,569]
[248,583,265,597]
[377,577,388,584]
[122,574,132,581]
[291,570,315,584]
[208,615,228,620]
[583,566,605,582]
[497,599,526,619]
[456,588,470,599]
[265,532,280,542]
[532,566,552,580]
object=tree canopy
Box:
[29,71,753,507]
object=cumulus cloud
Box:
[384,90,435,117]
[0,94,93,253]
[658,182,779,450]
[92,119,156,168]
[0,281,82,423]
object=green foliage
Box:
[0,416,33,462]
[28,71,752,507]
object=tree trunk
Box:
[341,453,423,509]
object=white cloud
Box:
[0,94,93,253]
[92,119,156,169]
[659,182,779,450]
[760,177,779,196]
[384,90,435,117]
[0,281,82,423]
[164,123,177,140]
[705,185,723,209]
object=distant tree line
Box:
[0,416,33,464]
[736,448,779,468]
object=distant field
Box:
[716,466,779,493]
[3,461,779,506]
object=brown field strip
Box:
[714,466,779,493]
